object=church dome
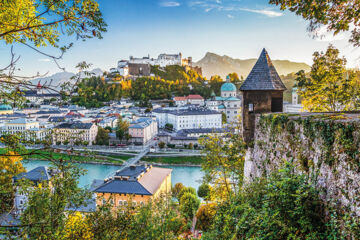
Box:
[0,104,12,111]
[221,82,237,92]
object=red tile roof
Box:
[174,95,204,101]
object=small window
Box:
[248,103,254,112]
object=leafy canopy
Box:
[0,0,107,48]
[295,45,358,112]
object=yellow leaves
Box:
[60,212,94,240]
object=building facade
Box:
[128,117,158,144]
[153,107,222,131]
[52,122,98,145]
[206,76,242,123]
[173,95,205,106]
[93,165,172,208]
[0,118,51,141]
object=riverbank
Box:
[0,148,130,165]
[142,156,202,166]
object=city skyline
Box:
[0,0,359,76]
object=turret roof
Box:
[240,48,286,91]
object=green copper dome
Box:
[221,82,237,92]
[0,104,12,111]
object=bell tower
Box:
[240,48,287,144]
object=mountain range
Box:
[31,68,103,90]
[195,52,311,79]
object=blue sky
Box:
[1,0,359,76]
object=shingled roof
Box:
[240,48,287,91]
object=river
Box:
[22,160,204,190]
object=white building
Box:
[52,122,98,145]
[206,76,241,123]
[0,118,51,141]
[284,87,304,112]
[116,53,192,76]
[153,107,222,131]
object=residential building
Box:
[52,122,98,145]
[153,107,222,131]
[93,165,172,207]
[13,166,55,214]
[206,76,242,122]
[129,117,158,144]
[173,95,204,106]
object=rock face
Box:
[195,52,311,79]
[245,112,360,215]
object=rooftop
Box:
[56,122,94,129]
[13,166,52,183]
[93,165,172,195]
[240,48,287,91]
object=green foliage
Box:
[209,75,223,96]
[165,123,173,131]
[95,127,110,145]
[207,163,327,240]
[19,162,91,239]
[0,0,107,48]
[177,186,196,202]
[158,141,166,149]
[71,77,124,108]
[179,192,200,221]
[199,124,246,201]
[197,183,211,201]
[196,203,216,232]
[115,116,129,140]
[221,112,227,124]
[295,45,358,112]
[172,182,184,199]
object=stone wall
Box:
[244,112,360,215]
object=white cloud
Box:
[205,7,213,12]
[38,58,51,62]
[227,14,234,18]
[239,8,283,17]
[160,1,181,7]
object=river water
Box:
[22,160,204,190]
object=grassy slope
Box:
[142,156,203,165]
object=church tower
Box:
[240,48,287,144]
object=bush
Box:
[158,141,166,149]
[197,184,211,201]
[188,143,193,149]
[167,144,175,148]
[207,163,327,240]
[177,187,196,202]
[179,192,200,221]
[196,203,216,231]
[172,183,184,199]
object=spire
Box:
[37,81,42,89]
[240,48,286,91]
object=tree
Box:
[208,163,329,240]
[0,151,25,212]
[59,212,94,240]
[177,186,197,202]
[116,116,129,141]
[197,183,211,202]
[165,123,173,131]
[19,161,91,239]
[196,203,216,231]
[96,127,110,145]
[199,124,247,201]
[188,143,193,149]
[270,0,360,47]
[158,141,166,149]
[172,182,184,199]
[104,126,112,133]
[179,192,200,221]
[209,75,223,96]
[295,45,357,112]
[221,112,227,124]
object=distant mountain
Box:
[31,68,103,91]
[195,52,311,79]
